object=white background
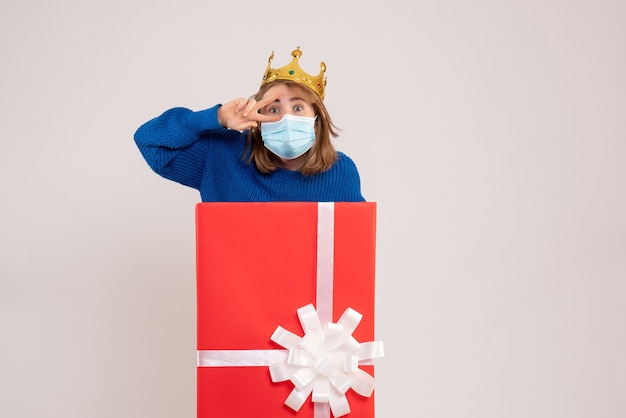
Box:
[1,0,625,417]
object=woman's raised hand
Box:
[217,92,281,131]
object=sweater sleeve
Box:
[336,152,366,202]
[133,105,224,190]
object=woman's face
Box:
[258,83,316,118]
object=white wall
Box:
[1,1,625,417]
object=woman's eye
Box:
[294,105,304,112]
[268,107,279,114]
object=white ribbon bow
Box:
[269,303,384,417]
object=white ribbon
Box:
[198,349,287,366]
[316,202,335,325]
[197,202,384,417]
[269,304,384,417]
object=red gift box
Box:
[196,202,380,418]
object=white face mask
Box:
[260,114,316,159]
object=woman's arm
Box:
[133,105,224,189]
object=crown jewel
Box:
[261,47,327,99]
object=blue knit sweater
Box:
[134,105,365,202]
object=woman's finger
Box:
[248,112,281,123]
[234,98,249,114]
[242,99,257,117]
[255,91,280,109]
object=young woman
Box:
[134,48,365,202]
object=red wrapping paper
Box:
[196,202,377,418]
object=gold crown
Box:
[261,47,327,99]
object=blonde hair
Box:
[246,80,339,175]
